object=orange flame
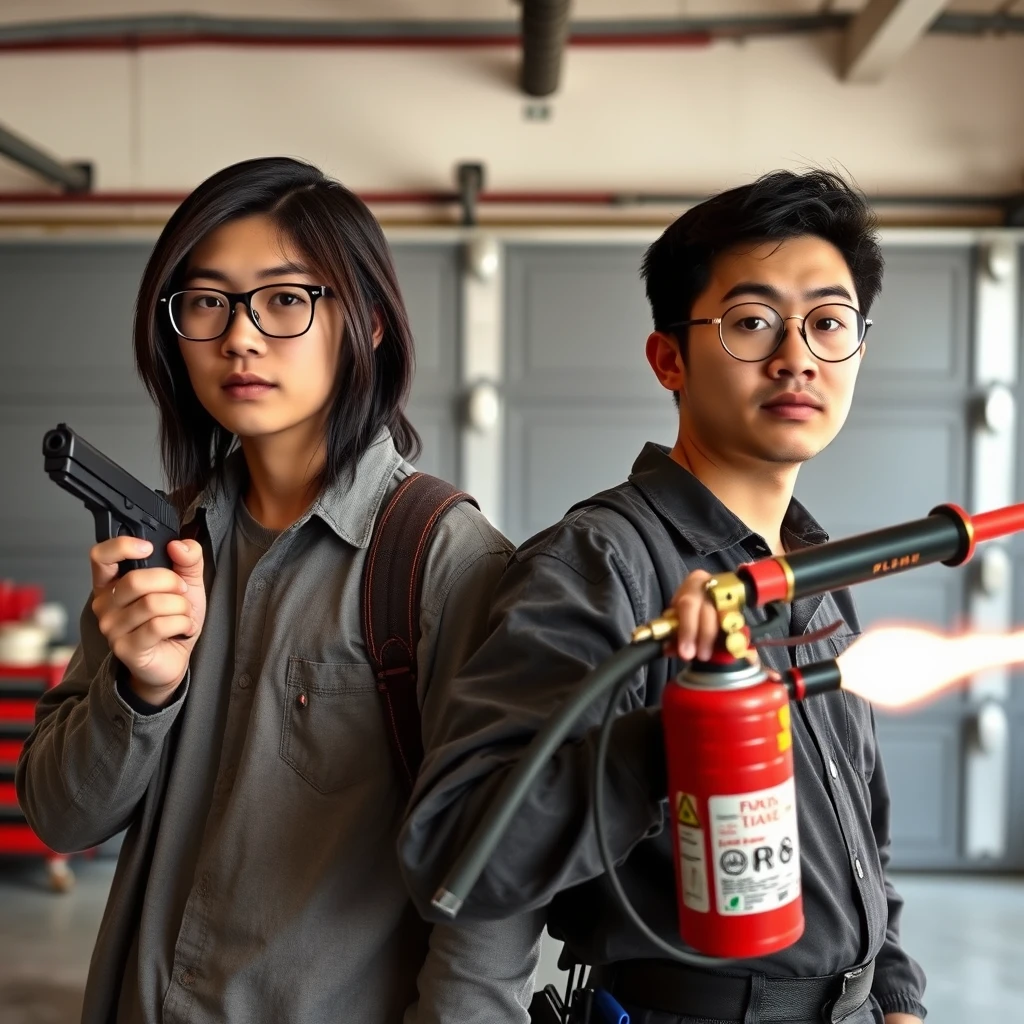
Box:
[838,624,1024,711]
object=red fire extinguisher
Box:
[663,646,800,958]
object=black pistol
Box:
[42,423,180,575]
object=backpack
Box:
[362,472,478,795]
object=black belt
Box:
[596,958,875,1023]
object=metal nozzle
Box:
[631,610,679,644]
[431,888,464,919]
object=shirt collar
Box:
[628,443,829,556]
[180,429,403,555]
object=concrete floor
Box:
[0,857,1021,1023]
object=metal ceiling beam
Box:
[0,122,90,192]
[843,0,950,82]
[0,12,1020,51]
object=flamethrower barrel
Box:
[740,505,976,607]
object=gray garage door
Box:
[502,240,1023,871]
[0,241,462,644]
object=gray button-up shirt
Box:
[17,431,543,1024]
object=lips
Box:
[222,373,274,388]
[762,392,823,411]
[221,372,277,400]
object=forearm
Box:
[402,701,665,919]
[16,638,186,852]
[405,527,668,920]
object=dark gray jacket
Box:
[399,443,927,1020]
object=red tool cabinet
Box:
[0,658,80,891]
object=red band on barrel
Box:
[933,502,975,565]
[788,667,806,702]
[740,558,790,605]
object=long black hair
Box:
[134,156,419,510]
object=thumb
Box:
[167,538,204,582]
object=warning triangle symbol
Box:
[678,793,700,828]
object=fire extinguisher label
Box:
[676,792,709,913]
[708,778,800,916]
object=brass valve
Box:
[631,571,751,657]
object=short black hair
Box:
[135,156,419,510]
[641,169,884,359]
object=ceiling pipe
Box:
[520,0,572,97]
[0,122,91,192]
[0,12,1019,53]
[0,187,1018,220]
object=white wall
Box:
[1,21,1023,206]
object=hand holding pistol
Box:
[42,423,207,702]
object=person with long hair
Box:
[17,156,541,1024]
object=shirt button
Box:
[238,674,251,689]
[180,968,195,987]
[854,857,864,879]
[829,759,838,779]
[255,579,266,592]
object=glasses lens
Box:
[169,289,230,341]
[720,303,784,361]
[251,285,315,338]
[804,303,865,362]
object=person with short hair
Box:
[399,170,926,1024]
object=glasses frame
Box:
[670,301,872,364]
[160,283,334,341]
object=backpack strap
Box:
[363,472,478,794]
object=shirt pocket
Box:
[280,657,384,795]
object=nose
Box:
[766,317,818,381]
[219,300,267,358]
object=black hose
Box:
[593,671,736,967]
[432,639,662,916]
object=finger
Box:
[669,571,713,660]
[697,598,723,662]
[112,615,197,660]
[90,538,154,592]
[98,593,193,644]
[673,594,704,661]
[167,539,204,584]
[106,567,189,609]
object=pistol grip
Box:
[92,507,158,576]
[91,508,134,577]
[91,507,118,547]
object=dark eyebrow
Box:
[720,281,854,304]
[184,267,231,285]
[721,282,784,304]
[184,261,314,286]
[805,284,853,302]
[256,261,314,280]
